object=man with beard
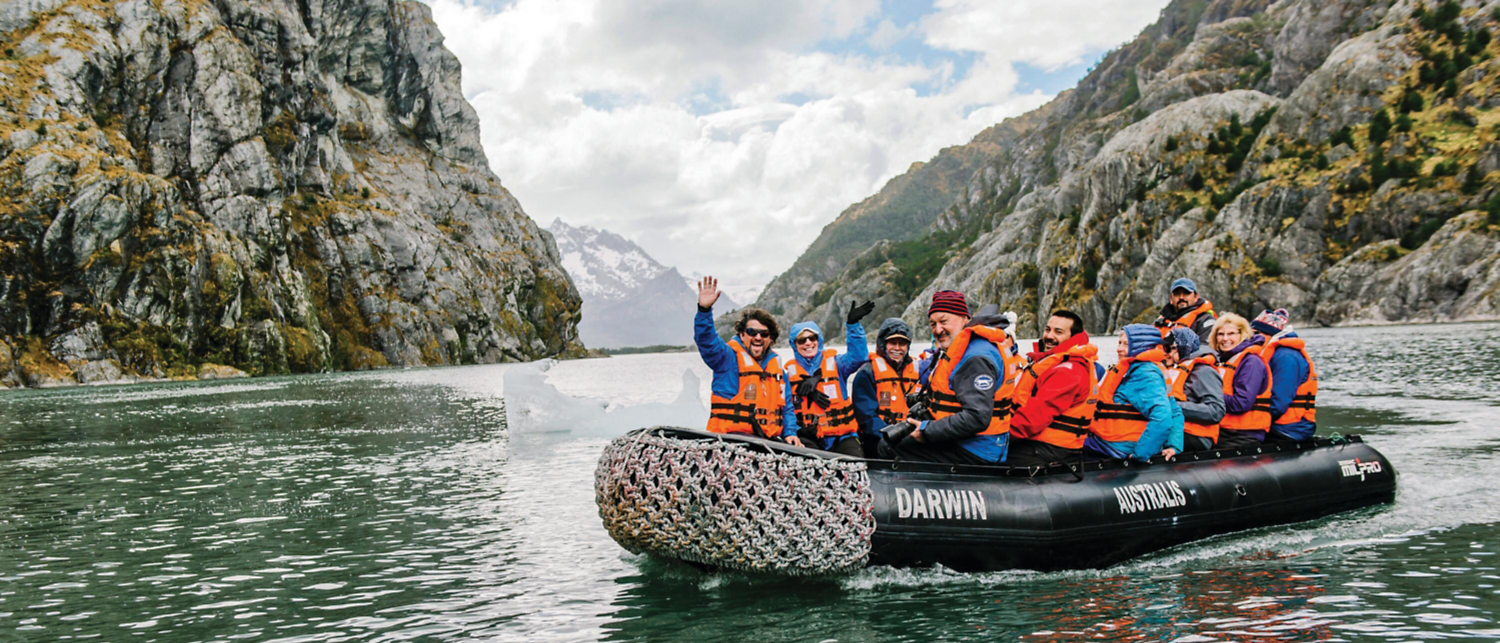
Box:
[851,318,918,458]
[1005,311,1100,467]
[1153,278,1217,344]
[879,291,1013,464]
[694,276,798,445]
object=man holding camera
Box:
[879,291,1012,465]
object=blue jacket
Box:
[695,309,785,438]
[916,335,1009,463]
[1084,361,1184,462]
[783,321,868,447]
[1266,332,1315,441]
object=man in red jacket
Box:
[1005,310,1100,467]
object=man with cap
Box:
[1154,277,1217,344]
[781,301,874,456]
[879,291,1012,465]
[851,317,918,458]
[1163,327,1225,452]
[1250,309,1319,443]
[1084,324,1184,462]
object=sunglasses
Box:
[795,335,819,345]
[742,328,772,339]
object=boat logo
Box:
[973,375,995,391]
[1113,481,1188,515]
[894,487,987,521]
[1338,458,1382,481]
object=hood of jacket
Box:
[1029,329,1092,362]
[1122,324,1163,358]
[874,317,912,361]
[789,321,825,371]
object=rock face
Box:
[751,0,1500,340]
[0,0,582,387]
[550,220,737,349]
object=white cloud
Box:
[425,0,1171,292]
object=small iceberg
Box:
[503,360,708,437]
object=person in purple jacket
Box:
[1211,313,1271,449]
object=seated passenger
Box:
[1084,325,1184,462]
[1212,313,1272,449]
[1006,310,1099,467]
[1163,327,1224,452]
[879,291,1011,465]
[1153,277,1218,344]
[851,317,918,458]
[1249,309,1319,443]
[782,301,873,457]
[694,276,792,442]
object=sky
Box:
[425,0,1175,299]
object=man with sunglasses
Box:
[696,276,797,444]
[781,301,874,456]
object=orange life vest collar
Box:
[784,348,858,438]
[870,353,919,425]
[928,326,1013,437]
[1011,342,1099,449]
[1263,335,1318,426]
[1220,343,1273,431]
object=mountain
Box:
[0,0,581,387]
[550,220,738,348]
[750,0,1500,341]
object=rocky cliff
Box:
[753,0,1500,340]
[0,0,582,387]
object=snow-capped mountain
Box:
[550,220,739,349]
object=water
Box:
[1,323,1498,642]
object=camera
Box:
[904,390,933,422]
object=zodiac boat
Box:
[594,427,1397,574]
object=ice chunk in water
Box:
[503,361,708,436]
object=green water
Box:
[2,323,1499,641]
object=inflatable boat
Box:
[594,427,1396,574]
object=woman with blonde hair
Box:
[1211,312,1272,449]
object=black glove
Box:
[795,376,831,409]
[846,300,875,325]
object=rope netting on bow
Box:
[595,428,875,575]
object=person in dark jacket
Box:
[879,291,1010,464]
[1153,277,1217,344]
[1250,308,1319,442]
[1163,327,1225,452]
[1212,312,1271,449]
[851,317,916,458]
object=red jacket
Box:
[1011,332,1094,439]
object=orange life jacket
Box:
[1090,348,1168,443]
[1220,344,1273,431]
[1166,355,1221,442]
[1158,299,1216,337]
[1010,343,1099,449]
[784,349,858,438]
[927,326,1013,437]
[707,341,784,437]
[869,353,919,425]
[1263,336,1318,425]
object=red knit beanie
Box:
[928,290,970,318]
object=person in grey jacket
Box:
[1165,327,1225,452]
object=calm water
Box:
[2,323,1499,642]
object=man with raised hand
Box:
[694,276,798,445]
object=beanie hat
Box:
[1123,324,1163,357]
[1250,308,1290,336]
[1168,327,1200,356]
[928,290,970,318]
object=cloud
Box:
[425,0,1171,292]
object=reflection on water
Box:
[1,324,1498,641]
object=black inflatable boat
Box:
[594,427,1396,575]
